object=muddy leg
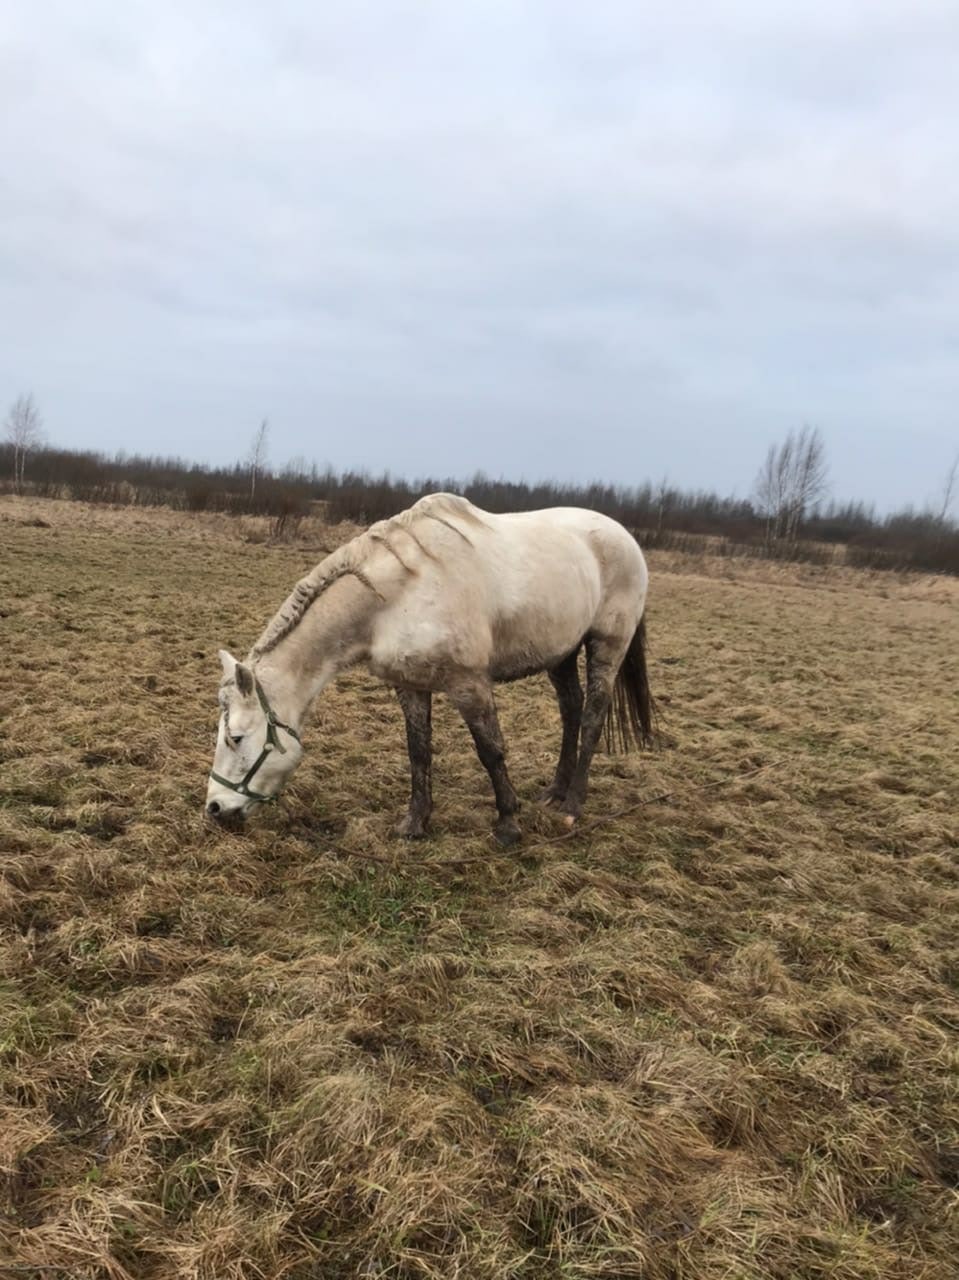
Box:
[560,637,622,824]
[540,648,583,806]
[451,680,521,847]
[395,687,432,838]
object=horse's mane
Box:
[248,493,483,660]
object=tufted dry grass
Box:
[1,494,957,1279]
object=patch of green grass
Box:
[160,1154,222,1218]
[322,871,468,942]
[0,996,78,1058]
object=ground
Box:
[1,496,957,1280]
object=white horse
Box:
[206,493,653,845]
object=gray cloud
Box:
[1,0,957,509]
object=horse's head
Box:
[205,650,303,822]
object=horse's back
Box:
[412,494,645,577]
[485,504,647,606]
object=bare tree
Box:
[248,418,269,500]
[4,393,44,495]
[655,474,670,533]
[753,425,828,544]
[936,451,959,526]
[755,435,793,542]
[785,425,828,542]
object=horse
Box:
[205,492,653,845]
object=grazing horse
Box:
[205,493,653,844]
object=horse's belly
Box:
[489,642,579,683]
[488,596,595,682]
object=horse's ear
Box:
[234,663,255,697]
[219,649,254,697]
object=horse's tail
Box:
[606,615,656,752]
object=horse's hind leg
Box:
[395,687,433,838]
[450,679,521,847]
[560,635,622,824]
[541,648,583,806]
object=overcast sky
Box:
[2,1,957,510]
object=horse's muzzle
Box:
[205,799,246,828]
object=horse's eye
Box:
[229,734,245,747]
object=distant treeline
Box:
[2,442,957,575]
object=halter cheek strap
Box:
[209,677,301,804]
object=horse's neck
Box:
[255,575,378,726]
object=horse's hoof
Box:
[559,796,582,825]
[395,815,429,840]
[494,817,522,848]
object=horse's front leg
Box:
[450,678,521,847]
[395,687,433,838]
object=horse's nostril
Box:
[207,800,221,817]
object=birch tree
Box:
[4,393,44,495]
[754,426,828,544]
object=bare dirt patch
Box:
[2,498,957,1278]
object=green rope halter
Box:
[209,676,301,804]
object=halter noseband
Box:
[209,676,301,804]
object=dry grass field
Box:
[1,495,957,1280]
